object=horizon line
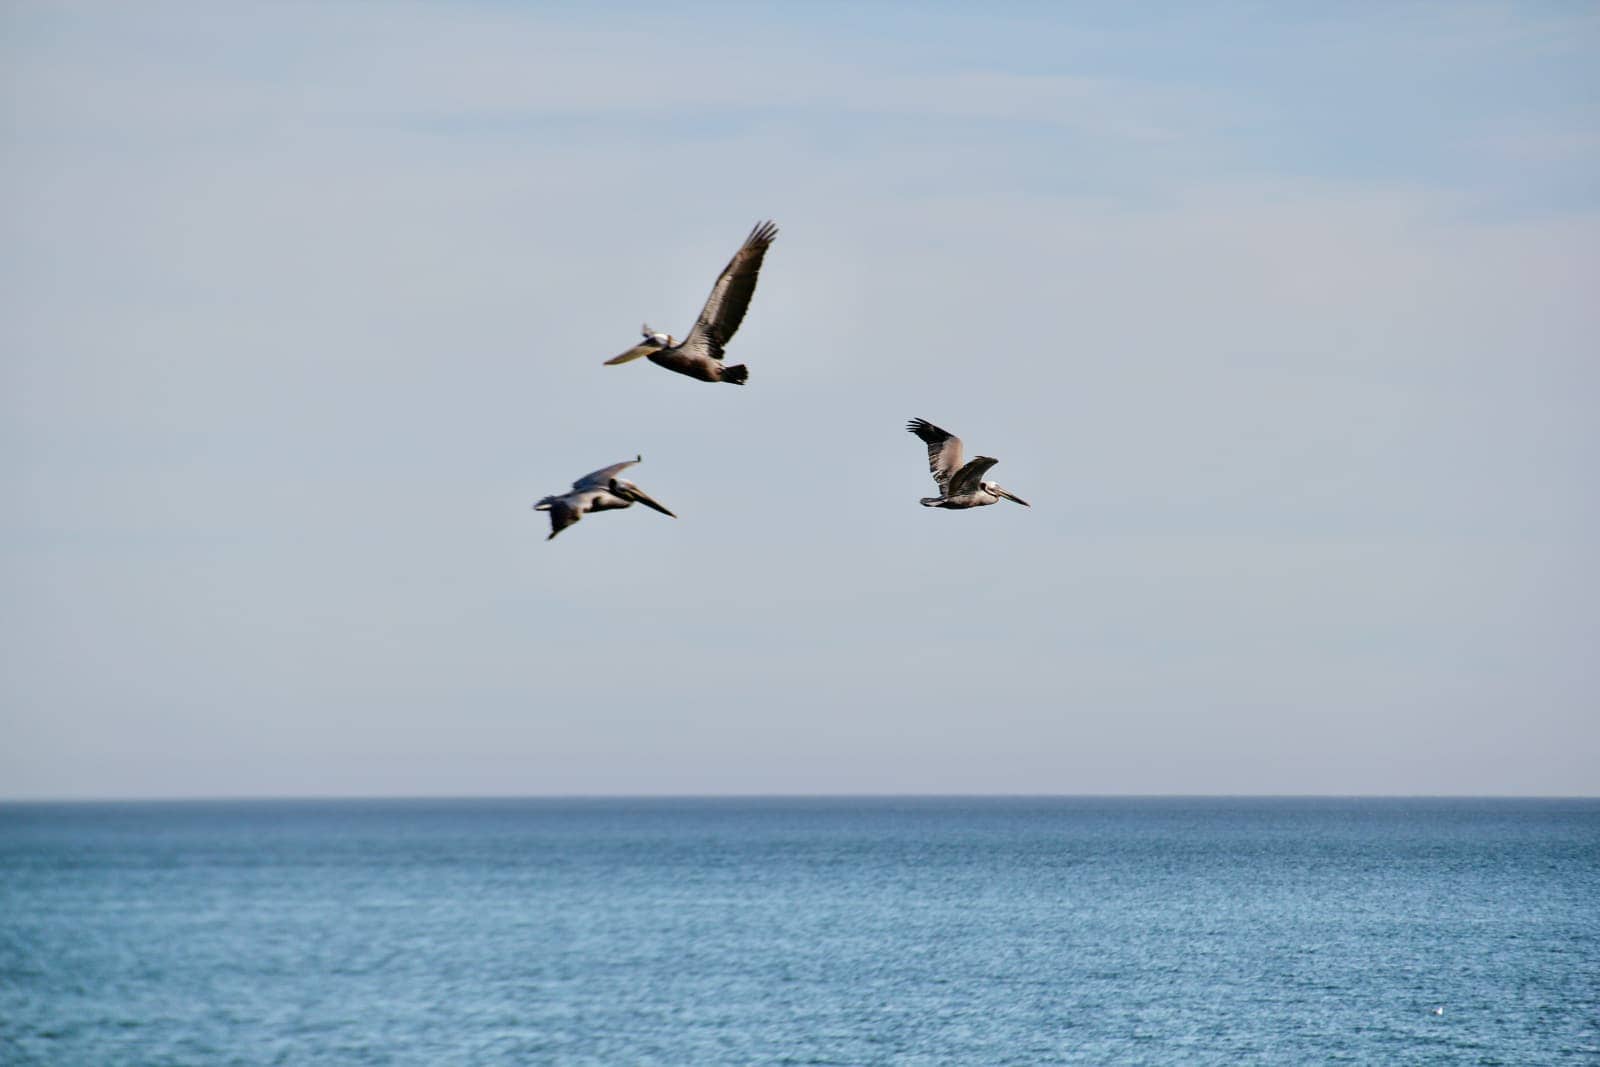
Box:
[3,792,1596,806]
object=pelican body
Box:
[533,456,676,540]
[603,221,778,385]
[907,418,1030,510]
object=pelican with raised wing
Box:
[907,418,1030,510]
[532,456,676,540]
[603,220,778,385]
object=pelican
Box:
[532,456,676,540]
[907,418,1030,509]
[603,220,778,385]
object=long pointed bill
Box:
[998,488,1030,507]
[604,343,656,366]
[627,488,676,518]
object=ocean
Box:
[1,797,1596,1065]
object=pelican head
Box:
[609,478,676,518]
[985,481,1030,507]
[605,326,672,366]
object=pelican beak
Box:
[627,487,676,518]
[998,488,1030,507]
[604,343,656,366]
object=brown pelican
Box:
[532,456,676,540]
[603,220,778,385]
[907,418,1030,509]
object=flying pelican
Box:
[532,456,676,540]
[907,418,1030,510]
[602,220,778,385]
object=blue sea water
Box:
[1,798,1596,1065]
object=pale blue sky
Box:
[3,2,1595,798]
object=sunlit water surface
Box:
[2,798,1596,1064]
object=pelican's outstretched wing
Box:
[545,499,582,540]
[677,221,778,362]
[572,455,642,490]
[948,456,1000,498]
[907,418,964,495]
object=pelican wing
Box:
[677,220,778,362]
[572,455,642,491]
[545,499,582,540]
[907,418,964,494]
[948,456,1000,498]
